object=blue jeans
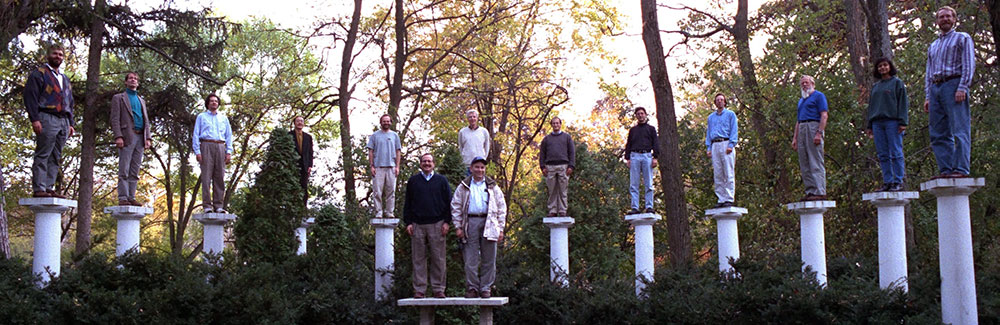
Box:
[629,152,654,210]
[871,119,905,184]
[928,78,971,175]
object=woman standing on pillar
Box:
[865,57,909,192]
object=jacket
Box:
[110,91,152,144]
[451,176,507,241]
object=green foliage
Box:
[232,128,304,264]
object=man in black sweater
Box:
[539,117,575,217]
[624,107,659,214]
[404,153,452,298]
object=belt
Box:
[630,150,653,154]
[798,119,820,123]
[467,213,487,218]
[711,137,729,143]
[133,129,143,134]
[932,75,960,84]
[201,139,225,144]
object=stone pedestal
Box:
[706,207,748,273]
[104,206,154,256]
[295,217,316,255]
[862,191,918,292]
[786,200,836,286]
[922,177,984,325]
[542,217,574,286]
[193,213,237,257]
[19,197,76,285]
[371,218,400,301]
[625,213,661,297]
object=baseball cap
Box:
[471,156,488,166]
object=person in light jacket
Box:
[451,156,507,299]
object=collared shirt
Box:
[925,29,975,99]
[192,110,234,155]
[467,178,488,214]
[421,170,434,181]
[126,89,143,130]
[797,90,828,121]
[295,130,303,152]
[705,108,738,151]
[45,63,64,87]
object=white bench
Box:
[397,297,509,325]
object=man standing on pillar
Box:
[924,6,975,179]
[791,75,828,201]
[110,72,152,206]
[23,44,75,199]
[624,107,658,214]
[459,109,490,173]
[452,156,507,298]
[289,116,313,206]
[367,114,401,218]
[193,94,233,213]
[404,153,451,299]
[705,93,738,208]
[539,117,575,217]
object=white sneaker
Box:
[203,207,214,213]
[216,209,228,214]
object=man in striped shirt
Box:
[924,6,975,179]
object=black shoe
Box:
[644,208,654,213]
[723,201,735,207]
[878,183,892,192]
[889,183,904,191]
[713,202,724,208]
[799,194,812,202]
[627,209,640,215]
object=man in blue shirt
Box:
[110,72,152,206]
[924,6,975,179]
[705,93,738,208]
[791,75,828,201]
[192,94,234,213]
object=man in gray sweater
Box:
[539,117,575,217]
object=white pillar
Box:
[194,213,237,257]
[922,177,984,325]
[706,207,748,273]
[19,197,76,285]
[625,213,661,297]
[296,217,316,255]
[372,218,400,301]
[104,206,154,256]
[543,217,574,286]
[786,200,835,286]
[862,191,918,292]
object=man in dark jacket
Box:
[404,153,451,298]
[624,107,658,214]
[290,116,313,206]
[110,72,153,206]
[24,44,75,198]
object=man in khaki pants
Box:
[538,117,574,217]
[404,153,451,298]
[367,114,401,218]
[110,72,152,206]
[193,94,233,213]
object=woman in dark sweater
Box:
[865,57,909,191]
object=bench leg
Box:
[479,306,493,325]
[420,306,435,325]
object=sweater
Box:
[866,77,909,128]
[403,172,452,225]
[624,123,659,159]
[539,131,576,168]
[23,65,75,126]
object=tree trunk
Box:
[74,0,106,258]
[732,0,791,198]
[640,0,691,267]
[844,0,871,104]
[987,0,1000,52]
[0,0,53,52]
[339,0,362,214]
[388,0,405,129]
[0,170,10,259]
[865,0,892,62]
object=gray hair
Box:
[800,75,815,84]
[465,109,479,117]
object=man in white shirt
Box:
[458,109,490,172]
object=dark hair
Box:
[713,93,727,106]
[47,44,65,54]
[419,153,434,162]
[551,117,562,124]
[124,72,139,83]
[380,114,392,121]
[205,93,220,107]
[871,57,897,79]
[634,106,647,115]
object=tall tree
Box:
[986,0,1000,51]
[338,0,363,214]
[387,0,405,129]
[74,0,107,257]
[640,0,691,267]
[0,170,8,259]
[0,0,60,51]
[863,0,892,62]
[843,0,871,103]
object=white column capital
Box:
[785,200,836,215]
[300,217,316,228]
[194,213,237,226]
[625,213,661,226]
[706,207,748,220]
[105,206,154,220]
[19,197,77,212]
[862,192,919,207]
[921,177,985,197]
[543,217,575,228]
[371,218,401,228]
